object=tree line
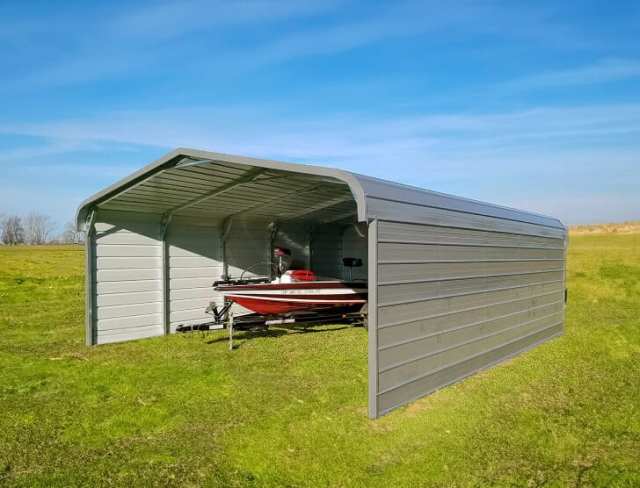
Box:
[0,213,85,245]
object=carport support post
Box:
[367,219,379,419]
[160,214,173,335]
[84,210,97,346]
[221,217,233,280]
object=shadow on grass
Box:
[204,324,354,348]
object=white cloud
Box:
[4,102,639,158]
[1,101,639,224]
[0,1,589,90]
[0,0,344,89]
[110,0,344,41]
[501,58,640,91]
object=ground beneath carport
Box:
[1,238,639,487]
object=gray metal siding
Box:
[368,197,565,238]
[225,218,272,279]
[356,174,562,228]
[93,210,164,344]
[373,219,566,415]
[310,224,368,280]
[225,219,276,320]
[311,224,342,278]
[168,219,312,326]
[342,224,368,281]
[275,223,311,270]
[167,219,223,329]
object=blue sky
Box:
[1,0,639,230]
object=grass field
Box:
[1,234,639,487]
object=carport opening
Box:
[87,156,369,334]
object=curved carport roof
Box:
[76,147,565,232]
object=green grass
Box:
[1,236,639,487]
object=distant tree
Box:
[24,212,54,245]
[60,221,85,244]
[1,215,25,245]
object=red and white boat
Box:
[175,250,367,335]
[213,248,367,317]
[215,280,367,316]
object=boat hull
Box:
[216,281,367,316]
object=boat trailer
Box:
[176,300,366,350]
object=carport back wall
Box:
[90,209,357,344]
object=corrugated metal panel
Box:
[225,218,272,279]
[342,224,368,281]
[367,198,564,239]
[378,271,563,307]
[167,221,222,330]
[93,210,164,344]
[376,322,563,413]
[357,174,563,228]
[276,223,311,269]
[98,325,165,345]
[94,157,357,225]
[373,219,566,416]
[309,223,368,280]
[378,222,564,249]
[311,224,342,279]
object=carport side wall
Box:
[91,210,164,345]
[367,198,567,418]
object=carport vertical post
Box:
[367,219,379,419]
[160,214,172,335]
[84,210,97,346]
[563,232,569,311]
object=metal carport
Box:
[77,148,567,418]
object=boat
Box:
[175,249,367,343]
[213,247,367,316]
[214,275,368,315]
